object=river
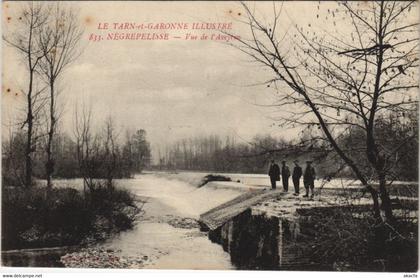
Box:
[3,172,416,269]
[99,173,238,269]
[3,173,244,269]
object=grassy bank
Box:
[2,183,141,250]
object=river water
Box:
[99,173,238,269]
[6,172,401,268]
[3,173,241,269]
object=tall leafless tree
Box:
[103,115,119,188]
[232,1,418,220]
[38,4,83,188]
[73,101,94,193]
[3,3,51,187]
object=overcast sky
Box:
[3,1,417,160]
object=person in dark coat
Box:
[303,161,316,198]
[268,160,280,190]
[281,161,290,192]
[292,160,303,196]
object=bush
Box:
[2,182,140,250]
[295,206,418,271]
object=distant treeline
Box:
[2,127,151,186]
[157,134,346,178]
[158,114,417,181]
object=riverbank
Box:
[199,189,418,271]
[1,182,141,262]
[142,171,418,270]
[57,175,234,269]
[3,172,417,270]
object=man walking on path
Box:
[281,161,290,192]
[268,160,280,190]
[292,160,302,196]
[303,161,316,199]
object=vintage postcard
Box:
[1,0,418,274]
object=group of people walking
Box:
[268,159,316,198]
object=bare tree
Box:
[73,102,94,192]
[2,123,26,186]
[131,129,151,172]
[3,3,51,187]
[38,3,83,188]
[103,116,119,188]
[232,1,418,220]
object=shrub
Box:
[2,182,140,250]
[295,206,418,271]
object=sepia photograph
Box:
[1,0,419,275]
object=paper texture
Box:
[2,1,418,273]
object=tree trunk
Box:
[25,71,34,188]
[366,132,394,221]
[46,81,56,189]
[366,185,380,219]
[25,131,33,187]
[378,175,394,222]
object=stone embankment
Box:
[199,189,377,270]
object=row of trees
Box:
[3,120,151,187]
[3,3,81,188]
[159,112,417,181]
[230,1,418,221]
[158,134,288,173]
[73,105,151,190]
[2,3,147,253]
[2,3,151,189]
